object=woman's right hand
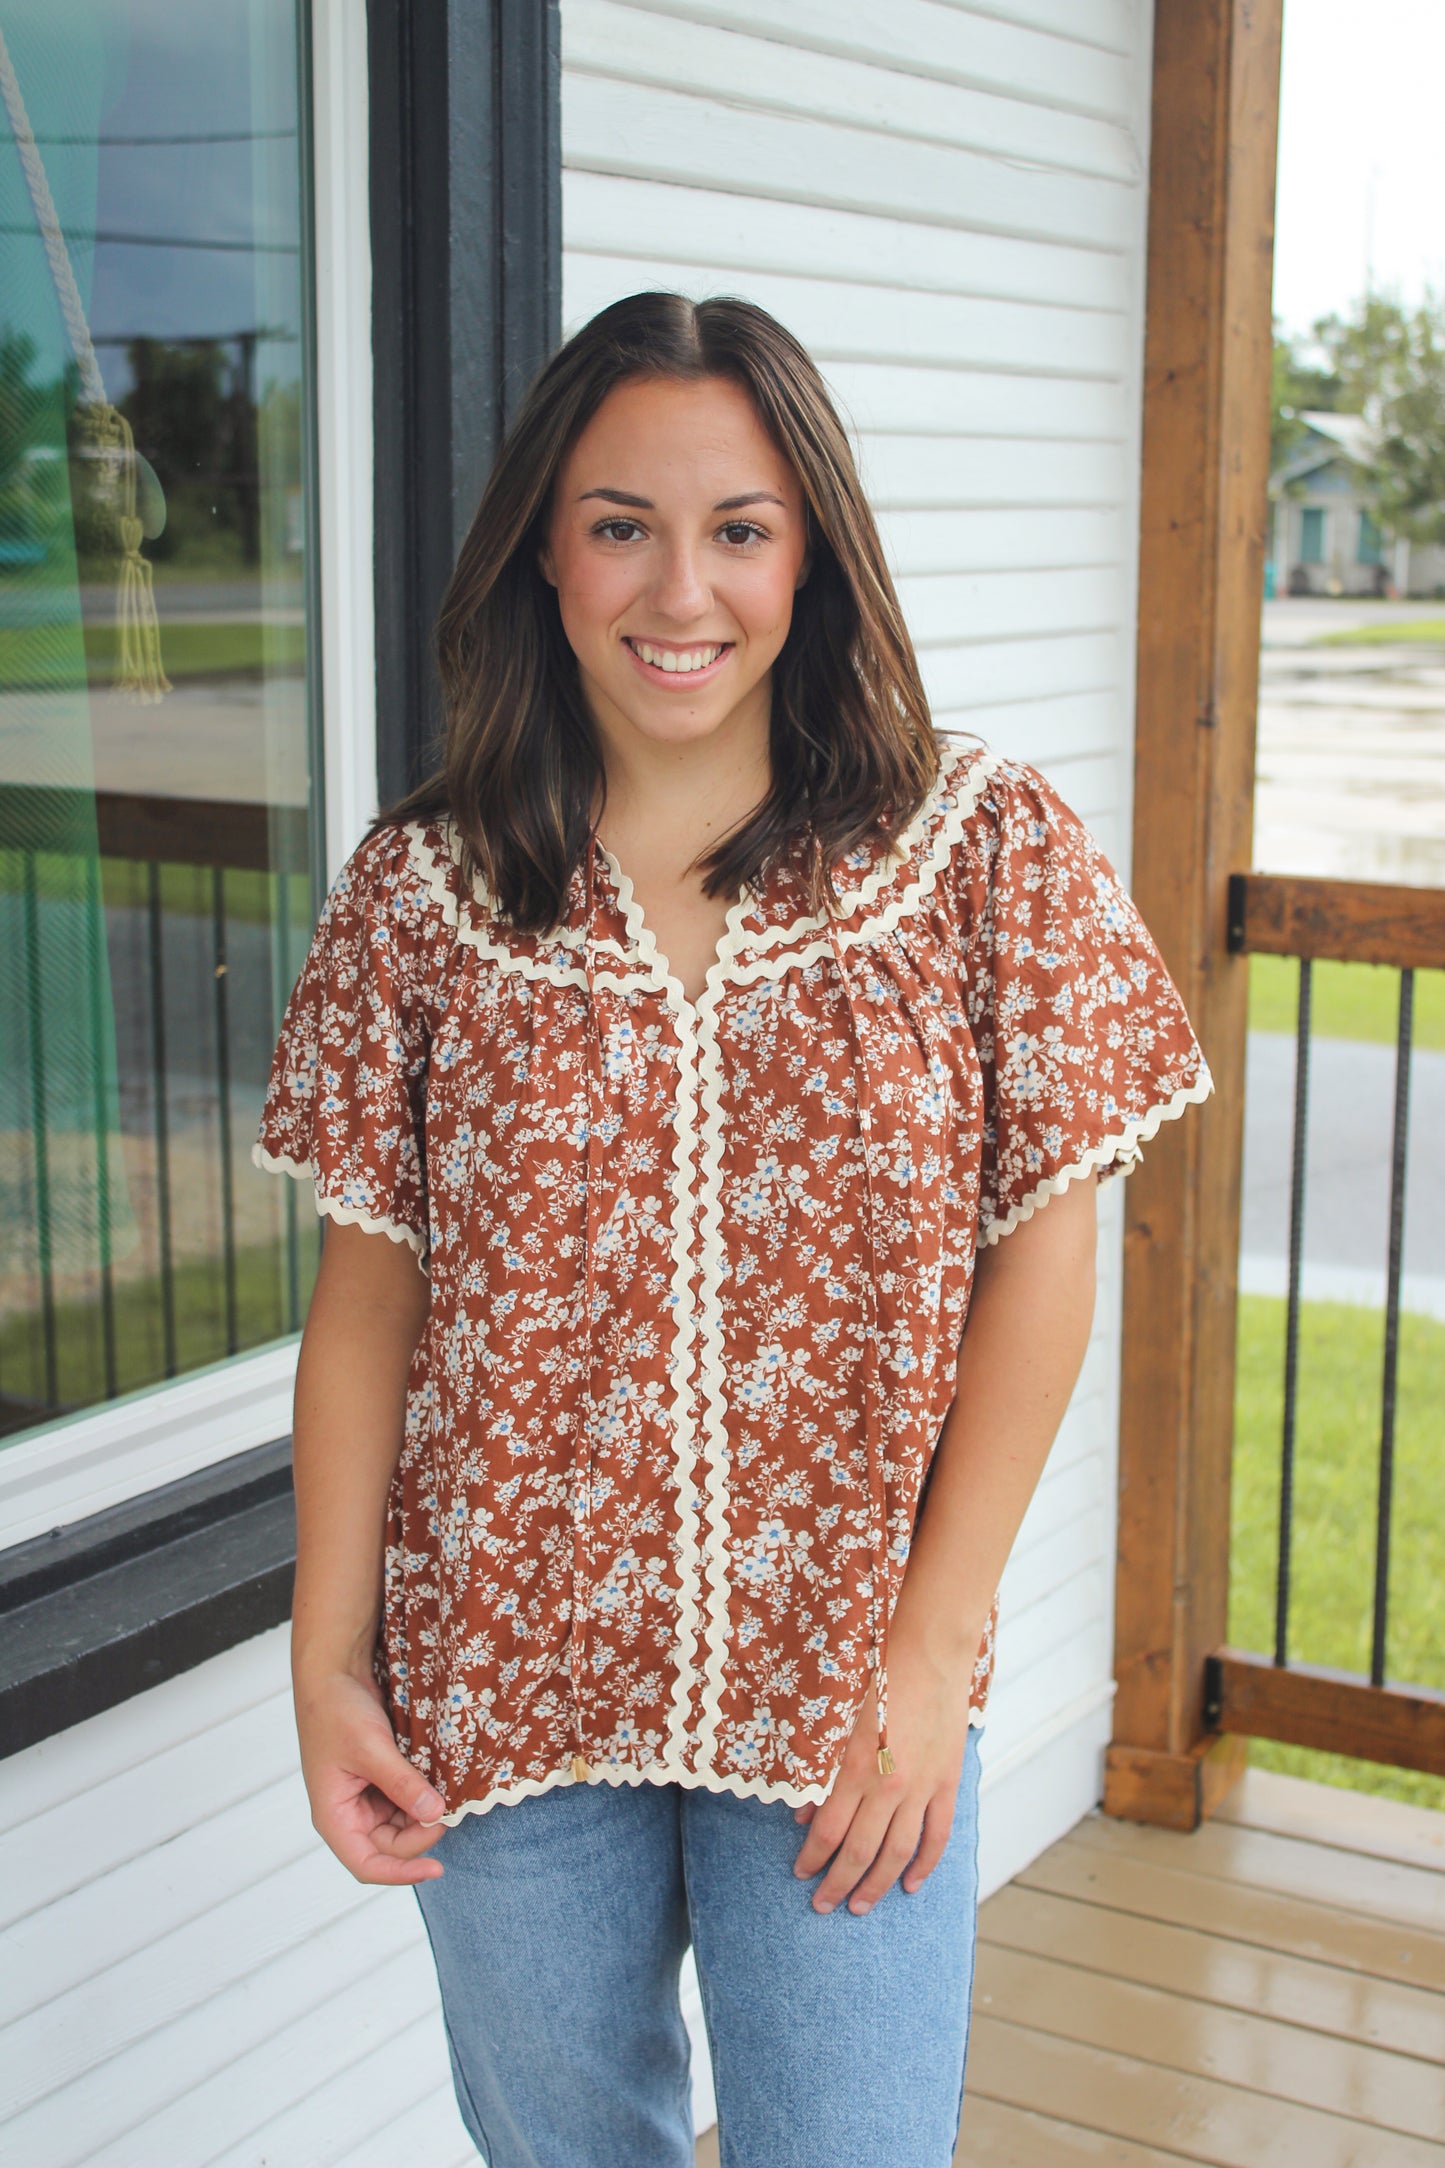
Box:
[294,1664,447,1885]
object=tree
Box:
[1271,316,1339,470]
[1312,288,1445,547]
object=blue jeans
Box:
[415,1725,985,2168]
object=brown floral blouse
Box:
[253,738,1210,1822]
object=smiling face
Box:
[539,372,812,771]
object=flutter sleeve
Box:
[960,757,1212,1245]
[251,823,431,1269]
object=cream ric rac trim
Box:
[403,742,1000,995]
[593,842,717,1770]
[404,819,660,997]
[744,738,1000,957]
[407,817,715,1768]
[249,1141,430,1268]
[689,743,1004,1769]
[433,1700,988,1824]
[726,747,1004,992]
[981,1068,1215,1246]
[433,1755,835,1825]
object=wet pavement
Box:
[1255,598,1445,888]
[1245,600,1445,1317]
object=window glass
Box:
[1298,505,1325,563]
[1356,508,1384,565]
[0,2,321,1447]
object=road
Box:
[1246,600,1445,1317]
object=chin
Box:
[617,700,737,746]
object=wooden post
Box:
[1105,0,1284,1832]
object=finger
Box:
[352,1849,445,1887]
[793,1803,817,1825]
[321,1811,446,1884]
[810,1794,897,1913]
[792,1787,864,1882]
[845,1805,925,1914]
[359,1741,446,1827]
[369,1812,447,1859]
[902,1793,957,1894]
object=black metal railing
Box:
[0,784,316,1439]
[1210,872,1445,1777]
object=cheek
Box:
[553,549,635,648]
[729,556,803,642]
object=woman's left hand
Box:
[790,1625,977,1915]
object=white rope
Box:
[0,25,107,407]
[0,25,171,701]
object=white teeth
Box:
[633,641,723,673]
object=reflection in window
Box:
[1357,508,1384,566]
[1298,506,1325,564]
[0,3,320,1444]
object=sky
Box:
[1272,0,1445,349]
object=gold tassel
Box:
[877,1745,896,1776]
[79,400,171,704]
[571,1753,591,1782]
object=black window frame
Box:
[0,0,562,1761]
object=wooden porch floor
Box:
[696,1767,1445,2166]
[959,1766,1445,2165]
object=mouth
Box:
[622,636,734,686]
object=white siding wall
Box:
[0,1631,717,2159]
[561,0,1156,1892]
[0,1634,471,2164]
[0,2,1157,2155]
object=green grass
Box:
[0,617,305,689]
[1248,952,1445,1051]
[1318,618,1445,646]
[0,848,314,931]
[0,1229,320,1419]
[1232,1294,1445,1811]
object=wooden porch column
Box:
[1105,0,1284,1832]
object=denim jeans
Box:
[414,1724,985,2168]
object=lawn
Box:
[1248,952,1445,1051]
[0,617,306,689]
[0,1230,319,1417]
[1318,618,1445,646]
[1231,1293,1445,1811]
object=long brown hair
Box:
[373,291,942,933]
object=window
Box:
[0,3,321,1452]
[1298,506,1325,564]
[1357,508,1384,565]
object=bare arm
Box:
[290,1218,446,1884]
[793,1172,1099,1912]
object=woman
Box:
[253,291,1210,2167]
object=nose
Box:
[647,537,712,625]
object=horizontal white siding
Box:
[0,1630,716,2160]
[562,0,1155,1888]
[0,1634,472,2165]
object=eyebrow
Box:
[576,488,787,511]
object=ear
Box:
[538,541,557,588]
[794,547,813,592]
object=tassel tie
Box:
[817,837,897,1780]
[568,837,608,1783]
[0,25,170,703]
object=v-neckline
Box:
[591,835,760,1023]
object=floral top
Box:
[253,738,1211,1821]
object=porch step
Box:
[958,1766,1445,2166]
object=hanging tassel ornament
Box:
[0,24,170,702]
[78,400,171,702]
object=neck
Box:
[587,679,773,875]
